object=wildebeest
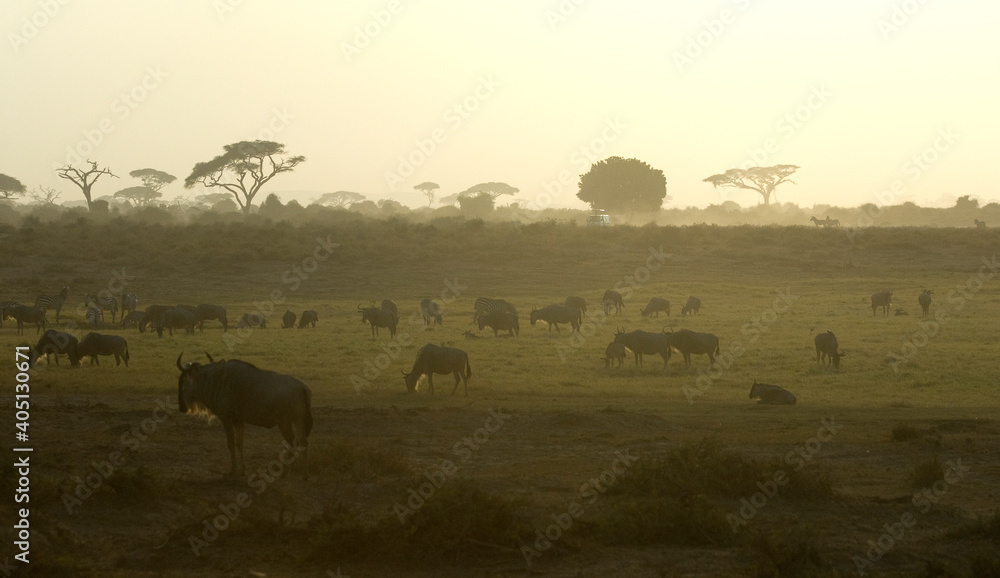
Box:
[73,332,130,366]
[564,296,587,317]
[402,344,472,395]
[640,297,671,317]
[121,292,139,317]
[157,308,197,337]
[473,297,517,323]
[749,381,797,405]
[141,304,171,333]
[665,328,719,367]
[602,342,627,368]
[680,295,702,316]
[602,289,625,316]
[86,293,119,323]
[0,300,20,328]
[974,219,986,229]
[420,298,443,326]
[530,304,581,333]
[34,286,69,323]
[7,305,46,335]
[236,313,267,329]
[613,327,671,369]
[381,299,398,319]
[195,304,228,332]
[918,289,933,316]
[176,352,312,478]
[894,308,909,316]
[121,311,147,330]
[28,329,79,367]
[478,310,519,337]
[298,310,318,328]
[85,306,103,328]
[814,330,846,369]
[463,329,480,339]
[871,290,892,317]
[282,310,296,329]
[359,305,397,338]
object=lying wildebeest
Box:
[28,329,79,367]
[749,380,797,405]
[641,297,671,317]
[7,305,46,335]
[360,305,397,338]
[237,313,267,329]
[918,289,933,316]
[420,298,443,326]
[402,344,472,395]
[895,308,909,316]
[680,295,702,316]
[530,304,581,333]
[814,330,846,369]
[73,333,130,366]
[478,310,519,337]
[141,304,171,333]
[602,289,625,316]
[121,311,147,330]
[176,352,313,478]
[871,290,892,317]
[282,310,296,328]
[564,296,587,317]
[157,308,197,337]
[195,304,228,332]
[613,327,671,369]
[463,329,480,339]
[665,328,719,367]
[298,310,318,328]
[602,342,628,368]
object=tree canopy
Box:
[184,140,305,215]
[576,157,668,215]
[459,182,519,201]
[703,164,798,206]
[414,181,439,206]
[129,168,176,192]
[56,161,118,209]
[458,192,495,217]
[314,191,365,208]
[114,186,162,206]
[0,173,26,199]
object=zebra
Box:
[122,293,139,317]
[473,297,518,324]
[86,293,119,323]
[974,219,986,229]
[0,300,20,328]
[34,287,69,323]
[86,306,104,328]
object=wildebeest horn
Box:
[176,352,191,371]
[358,304,365,311]
[205,352,214,363]
[839,350,846,356]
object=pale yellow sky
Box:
[2,1,997,209]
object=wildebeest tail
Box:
[715,341,721,355]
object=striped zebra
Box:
[473,297,518,323]
[86,306,104,328]
[122,293,139,316]
[0,300,20,328]
[86,293,119,323]
[34,287,69,323]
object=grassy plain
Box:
[1,219,999,577]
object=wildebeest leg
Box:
[114,353,121,366]
[232,422,246,477]
[223,423,238,477]
[427,374,434,395]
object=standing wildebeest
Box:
[641,297,671,317]
[478,310,519,337]
[420,298,443,326]
[613,327,671,369]
[360,305,397,338]
[530,304,581,333]
[195,304,228,332]
[121,311,147,330]
[602,342,628,368]
[402,344,472,395]
[237,313,267,329]
[86,293,119,323]
[282,310,296,329]
[814,330,846,369]
[34,286,69,323]
[7,305,46,335]
[298,310,318,328]
[680,295,702,316]
[85,306,103,328]
[918,289,933,316]
[749,381,797,405]
[73,332,130,366]
[157,308,197,337]
[28,329,79,367]
[564,296,587,317]
[871,290,892,317]
[974,219,986,229]
[176,353,313,478]
[121,293,139,317]
[473,297,518,324]
[665,328,720,367]
[602,290,625,316]
[141,304,171,333]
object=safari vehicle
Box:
[586,209,610,226]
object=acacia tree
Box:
[414,181,440,206]
[459,182,519,202]
[56,161,118,209]
[129,168,176,192]
[0,173,26,200]
[184,140,305,215]
[703,164,798,206]
[114,186,161,206]
[314,191,365,208]
[576,157,668,215]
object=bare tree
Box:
[414,181,440,206]
[28,185,61,205]
[703,165,799,206]
[56,161,119,210]
[184,140,305,215]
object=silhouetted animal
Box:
[236,313,267,329]
[478,310,519,337]
[157,308,197,337]
[473,297,517,323]
[613,327,671,369]
[530,304,581,333]
[564,296,587,317]
[359,305,396,338]
[871,291,892,317]
[282,310,296,329]
[640,297,671,317]
[7,305,46,335]
[28,329,79,367]
[74,332,130,366]
[918,289,933,316]
[402,344,472,395]
[86,293,119,323]
[814,330,845,368]
[195,304,228,332]
[603,342,627,368]
[34,287,69,323]
[665,328,719,367]
[298,310,318,328]
[420,298,443,326]
[749,381,796,405]
[680,295,701,316]
[602,290,625,316]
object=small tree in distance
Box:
[56,161,118,210]
[129,168,176,192]
[414,181,440,206]
[114,186,162,206]
[314,191,366,209]
[703,165,798,206]
[576,157,668,216]
[0,173,27,200]
[184,140,305,215]
[459,182,519,202]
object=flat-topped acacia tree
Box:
[184,140,305,216]
[703,164,799,206]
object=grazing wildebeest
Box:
[918,289,933,316]
[121,293,139,317]
[402,344,472,395]
[974,219,986,229]
[121,311,147,330]
[282,310,296,329]
[640,297,671,317]
[530,304,581,333]
[298,310,318,328]
[157,308,197,337]
[680,295,702,316]
[871,290,892,317]
[749,381,797,405]
[195,304,228,332]
[473,297,517,324]
[86,293,119,323]
[420,298,443,326]
[359,305,397,338]
[28,329,79,367]
[665,328,719,367]
[236,313,267,329]
[176,353,313,478]
[141,305,171,333]
[7,305,46,335]
[564,296,587,317]
[34,286,69,323]
[478,310,519,337]
[85,306,103,328]
[613,327,671,369]
[602,290,625,316]
[73,333,130,366]
[0,300,20,328]
[814,330,846,369]
[602,342,628,368]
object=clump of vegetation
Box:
[104,466,160,503]
[946,510,1000,541]
[892,422,922,441]
[308,440,411,481]
[751,526,831,577]
[910,456,945,488]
